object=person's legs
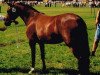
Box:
[92,39,99,56]
[92,24,100,56]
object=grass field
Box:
[0,3,100,75]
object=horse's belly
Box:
[40,34,63,44]
[45,38,63,44]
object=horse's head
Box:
[4,3,19,26]
[4,2,43,26]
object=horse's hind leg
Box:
[62,30,90,75]
[28,40,36,74]
[39,42,46,71]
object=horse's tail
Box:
[72,16,90,56]
[79,17,90,74]
[71,16,90,74]
[77,17,90,56]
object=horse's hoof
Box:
[28,68,34,75]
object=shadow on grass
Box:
[0,39,25,47]
[0,67,99,75]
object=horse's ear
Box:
[7,3,13,7]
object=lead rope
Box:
[15,24,19,48]
[12,20,19,48]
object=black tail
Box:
[71,17,90,74]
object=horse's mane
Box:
[17,2,43,14]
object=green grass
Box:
[0,3,100,75]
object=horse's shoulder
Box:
[26,24,36,40]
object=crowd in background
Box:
[0,0,100,8]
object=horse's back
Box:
[27,13,87,45]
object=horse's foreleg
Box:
[28,40,36,74]
[39,42,46,71]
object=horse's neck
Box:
[19,10,39,25]
[19,11,30,25]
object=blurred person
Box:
[91,10,100,56]
[0,14,5,20]
[0,14,6,31]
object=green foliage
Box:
[0,3,100,74]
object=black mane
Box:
[17,2,41,13]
